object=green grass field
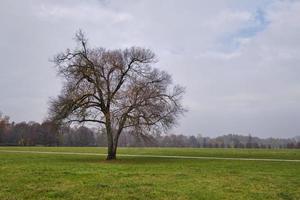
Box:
[0,147,300,200]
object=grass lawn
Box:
[0,147,299,200]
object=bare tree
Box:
[49,30,185,160]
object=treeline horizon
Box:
[1,113,300,148]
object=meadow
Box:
[0,147,299,200]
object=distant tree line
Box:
[1,113,300,148]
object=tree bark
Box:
[105,113,117,160]
[106,138,115,160]
[106,146,116,160]
[106,131,121,160]
[106,125,117,160]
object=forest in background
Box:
[1,113,299,148]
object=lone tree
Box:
[49,31,185,160]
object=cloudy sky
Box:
[0,0,300,138]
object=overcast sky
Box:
[0,0,300,138]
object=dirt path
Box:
[1,149,300,162]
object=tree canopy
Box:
[49,30,185,159]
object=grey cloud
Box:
[0,0,299,138]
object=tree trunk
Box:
[105,112,116,160]
[106,129,116,160]
[105,112,122,160]
[106,145,116,160]
[106,131,121,160]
